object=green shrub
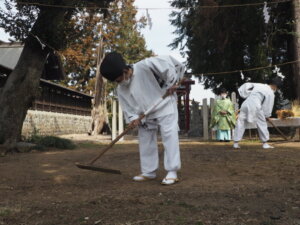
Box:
[0,208,11,217]
[40,136,75,149]
[28,135,76,150]
[26,127,75,150]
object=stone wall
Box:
[22,110,92,137]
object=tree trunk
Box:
[90,76,109,135]
[0,7,69,154]
[292,0,300,101]
[90,38,110,135]
[0,36,49,153]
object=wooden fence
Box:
[110,93,241,140]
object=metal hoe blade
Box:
[75,163,121,174]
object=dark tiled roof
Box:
[0,41,65,80]
[0,42,23,71]
[0,41,91,99]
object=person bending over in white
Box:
[233,77,282,149]
[100,52,185,185]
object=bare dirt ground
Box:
[0,136,300,225]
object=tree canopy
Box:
[170,0,295,99]
[62,0,153,94]
[0,0,112,50]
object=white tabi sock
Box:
[166,171,177,179]
[262,143,274,149]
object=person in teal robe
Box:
[210,88,236,141]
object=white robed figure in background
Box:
[233,78,282,149]
[100,52,185,185]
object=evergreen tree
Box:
[62,0,152,93]
[170,0,295,99]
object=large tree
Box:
[62,0,152,93]
[62,0,153,134]
[170,0,295,99]
[0,0,113,153]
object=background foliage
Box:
[61,0,153,94]
[170,0,295,99]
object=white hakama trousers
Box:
[233,109,269,143]
[138,112,181,174]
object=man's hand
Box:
[166,84,179,95]
[266,117,272,121]
[129,119,141,127]
[220,111,228,115]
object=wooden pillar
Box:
[118,101,124,141]
[231,92,239,111]
[185,86,190,132]
[292,0,300,100]
[183,93,186,131]
[210,98,215,140]
[203,98,209,140]
[49,88,52,112]
[112,99,117,140]
[231,92,238,138]
[178,94,182,130]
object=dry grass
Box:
[292,100,300,117]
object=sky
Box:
[0,0,215,102]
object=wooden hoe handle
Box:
[88,114,146,165]
[267,119,289,141]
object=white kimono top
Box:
[117,55,185,123]
[238,83,275,123]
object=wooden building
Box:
[0,42,93,116]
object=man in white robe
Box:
[233,78,282,149]
[100,52,185,185]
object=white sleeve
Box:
[117,91,139,123]
[262,92,275,118]
[238,83,255,99]
[145,56,185,88]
